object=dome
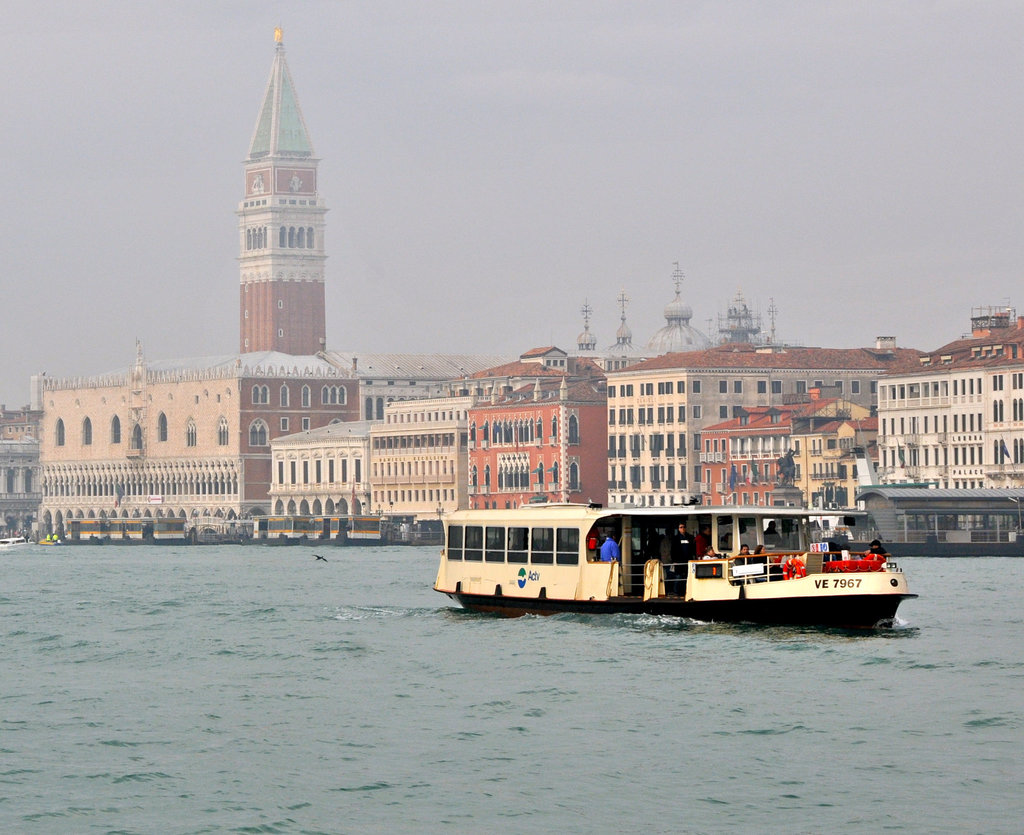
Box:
[646,288,711,354]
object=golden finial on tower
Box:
[274,26,283,44]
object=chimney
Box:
[874,336,896,354]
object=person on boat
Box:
[866,539,889,557]
[695,524,711,557]
[599,533,621,562]
[753,544,764,555]
[670,522,697,565]
[702,544,718,559]
[738,543,751,555]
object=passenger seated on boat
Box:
[701,545,718,559]
[753,544,764,555]
[737,543,750,555]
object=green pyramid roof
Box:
[248,39,314,159]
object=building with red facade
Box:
[701,397,872,506]
[467,376,608,509]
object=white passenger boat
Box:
[434,505,916,628]
[0,536,30,548]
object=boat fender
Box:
[495,584,502,596]
[783,557,807,580]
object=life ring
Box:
[782,557,807,580]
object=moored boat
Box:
[434,504,916,628]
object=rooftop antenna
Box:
[767,298,778,344]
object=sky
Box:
[3,1,1024,407]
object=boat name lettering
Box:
[814,578,863,590]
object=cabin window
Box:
[464,526,483,561]
[531,527,554,564]
[508,527,528,563]
[448,524,464,557]
[485,526,505,562]
[555,528,580,565]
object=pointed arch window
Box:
[484,464,491,489]
[301,385,311,408]
[218,416,229,446]
[130,423,143,451]
[280,385,290,407]
[158,412,168,442]
[249,420,269,447]
[471,465,478,488]
[568,414,580,445]
[551,415,558,440]
[111,415,121,444]
[55,418,65,446]
[569,462,579,490]
[82,417,92,446]
[185,420,197,447]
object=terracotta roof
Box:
[882,325,1024,374]
[613,343,925,374]
[470,379,607,410]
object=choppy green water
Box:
[1,546,1021,833]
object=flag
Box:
[1001,440,1011,461]
[729,464,737,491]
[897,444,905,466]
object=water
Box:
[1,546,1021,834]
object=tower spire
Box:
[238,33,328,356]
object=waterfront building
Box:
[467,376,608,509]
[700,397,873,508]
[0,439,41,535]
[877,307,1024,488]
[792,410,876,509]
[269,420,372,516]
[369,396,476,520]
[606,339,920,507]
[37,347,357,534]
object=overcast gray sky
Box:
[3,1,1023,406]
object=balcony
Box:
[699,452,726,463]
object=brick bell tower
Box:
[238,28,327,356]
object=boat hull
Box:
[444,590,915,629]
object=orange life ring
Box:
[782,557,807,580]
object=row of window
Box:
[469,461,580,491]
[468,415,579,446]
[447,525,580,566]
[53,416,272,449]
[609,380,868,398]
[252,385,347,406]
[276,457,362,486]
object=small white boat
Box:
[0,536,29,548]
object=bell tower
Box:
[238,28,327,356]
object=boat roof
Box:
[444,504,828,523]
